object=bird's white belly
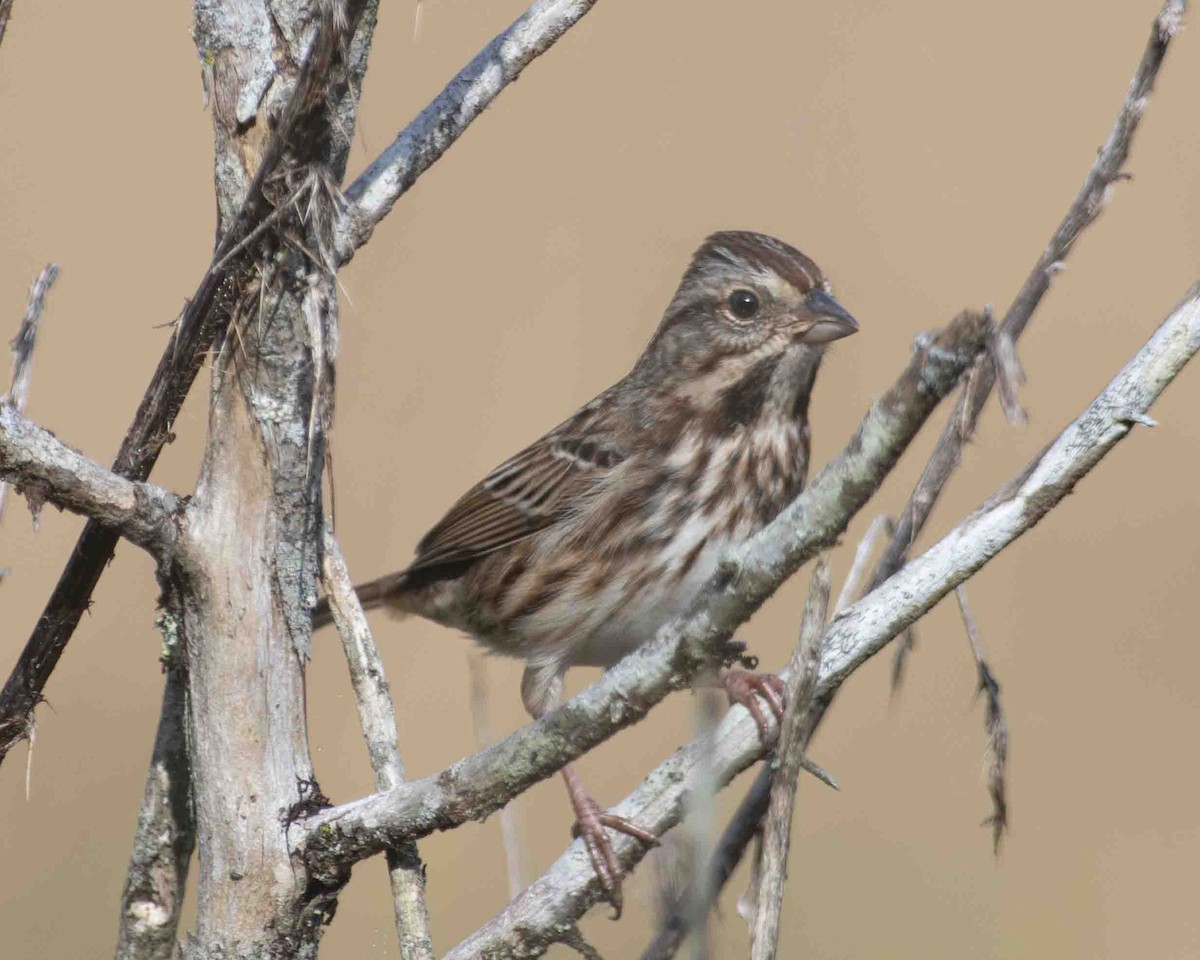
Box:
[564,517,732,668]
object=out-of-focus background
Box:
[2,1,1199,957]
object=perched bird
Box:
[315,231,857,912]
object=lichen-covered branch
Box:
[333,0,601,262]
[321,530,432,960]
[298,310,990,874]
[443,281,1200,959]
[0,404,179,553]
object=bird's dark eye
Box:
[727,289,760,320]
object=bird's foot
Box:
[569,791,658,918]
[722,668,786,742]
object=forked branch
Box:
[0,404,180,554]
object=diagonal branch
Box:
[446,281,1200,959]
[870,0,1186,596]
[321,529,433,960]
[333,0,601,262]
[298,309,991,875]
[0,404,180,554]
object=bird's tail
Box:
[311,571,410,630]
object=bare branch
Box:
[443,282,1200,958]
[334,0,601,261]
[469,654,526,900]
[321,529,432,960]
[751,561,830,960]
[114,665,193,960]
[299,311,990,874]
[0,404,180,553]
[870,0,1186,595]
[955,586,1009,853]
[833,515,891,615]
[0,264,59,528]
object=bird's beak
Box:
[801,289,859,343]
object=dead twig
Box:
[833,515,892,615]
[871,0,1185,603]
[955,586,1009,853]
[0,264,59,528]
[751,560,830,960]
[322,528,433,960]
[468,654,526,900]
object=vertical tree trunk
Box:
[168,1,377,954]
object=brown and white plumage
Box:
[315,231,858,908]
[330,230,857,707]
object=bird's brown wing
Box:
[407,406,627,573]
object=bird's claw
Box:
[722,668,786,742]
[570,795,657,918]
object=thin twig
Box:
[334,0,601,261]
[321,529,432,960]
[751,561,830,960]
[468,654,526,900]
[114,665,193,960]
[955,586,1009,853]
[833,515,891,615]
[641,769,769,960]
[441,282,1200,959]
[0,264,59,527]
[870,0,1186,598]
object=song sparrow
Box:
[315,231,857,912]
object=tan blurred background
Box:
[3,1,1200,957]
